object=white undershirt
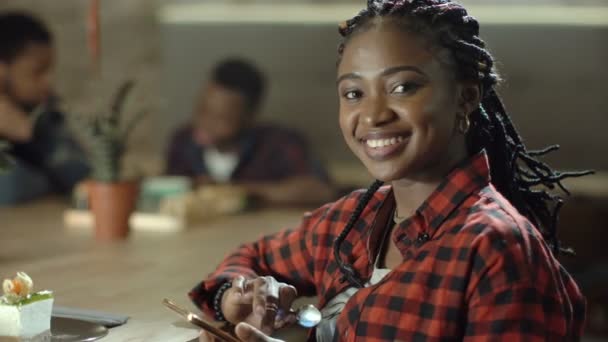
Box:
[316,224,393,342]
[202,148,239,182]
[315,267,391,342]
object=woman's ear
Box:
[458,82,481,116]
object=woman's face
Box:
[337,20,473,183]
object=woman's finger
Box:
[251,277,268,317]
[274,284,297,328]
[262,278,280,334]
[251,277,280,334]
[232,276,246,293]
[277,284,297,315]
[232,276,254,305]
[234,322,284,342]
[198,331,218,342]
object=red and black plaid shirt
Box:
[190,151,585,341]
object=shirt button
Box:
[417,232,430,242]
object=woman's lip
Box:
[358,130,412,141]
[361,135,410,161]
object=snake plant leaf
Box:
[109,80,135,126]
[69,80,144,182]
[121,109,148,142]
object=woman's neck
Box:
[391,145,469,218]
[391,178,441,219]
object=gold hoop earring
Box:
[458,114,470,134]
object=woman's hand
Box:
[199,322,284,342]
[221,276,298,334]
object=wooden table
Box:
[0,199,309,342]
[2,196,607,342]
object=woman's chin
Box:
[355,149,414,183]
[364,164,411,183]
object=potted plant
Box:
[75,80,146,240]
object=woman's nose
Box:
[359,95,397,127]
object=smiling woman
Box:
[191,1,591,341]
[337,31,471,184]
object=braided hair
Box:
[333,0,592,287]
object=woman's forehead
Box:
[338,25,440,77]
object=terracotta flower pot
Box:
[88,180,139,241]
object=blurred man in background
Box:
[0,12,89,205]
[166,58,335,206]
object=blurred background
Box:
[0,0,606,340]
[0,0,606,174]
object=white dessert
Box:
[0,273,53,342]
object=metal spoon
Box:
[277,304,322,328]
[295,304,322,328]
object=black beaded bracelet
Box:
[212,281,233,322]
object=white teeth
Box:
[365,136,406,149]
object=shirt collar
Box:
[344,150,491,280]
[407,149,491,239]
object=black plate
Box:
[51,317,108,342]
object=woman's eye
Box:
[343,90,362,100]
[392,83,420,94]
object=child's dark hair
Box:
[211,58,266,114]
[333,0,592,287]
[0,12,52,63]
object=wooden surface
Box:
[0,199,310,342]
[2,195,607,341]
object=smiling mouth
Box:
[363,136,407,148]
[359,133,410,161]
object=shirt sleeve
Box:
[11,110,89,192]
[271,130,331,183]
[188,201,336,317]
[463,220,586,341]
